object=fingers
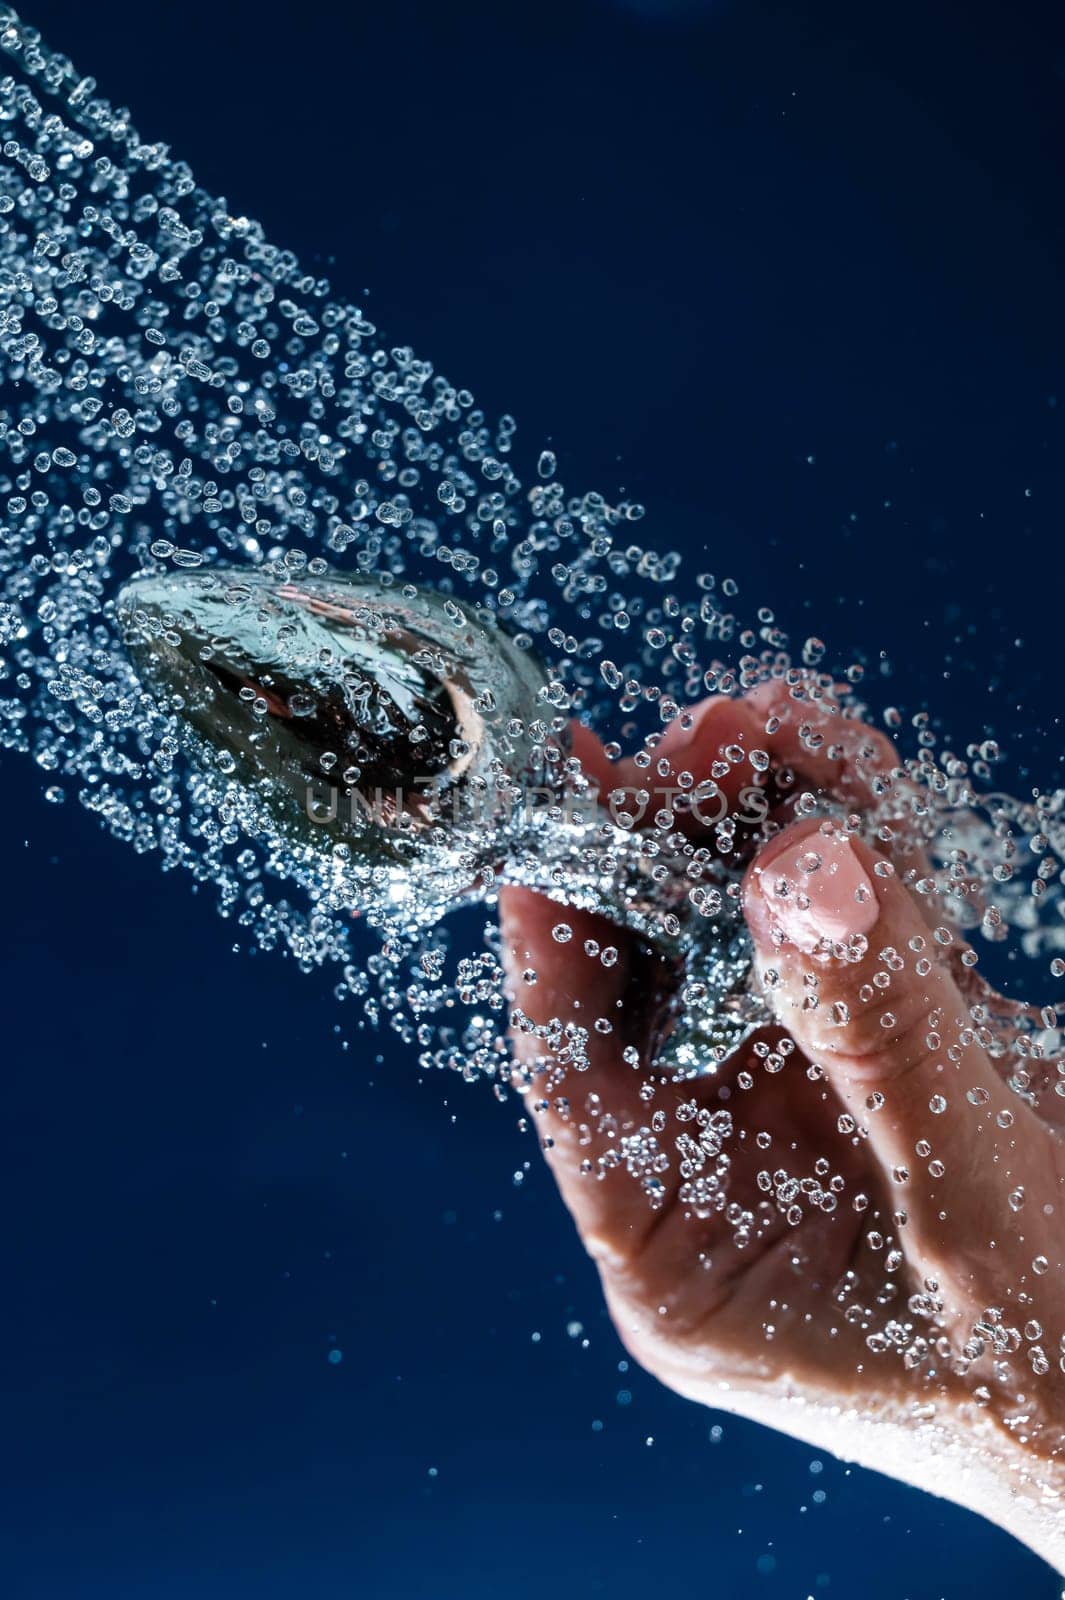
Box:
[741,678,905,812]
[567,718,617,793]
[741,815,1053,1256]
[588,676,908,851]
[592,695,763,843]
[499,884,677,1263]
[512,687,919,1250]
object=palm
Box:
[503,895,904,1406]
[500,688,1065,1560]
[621,1030,884,1385]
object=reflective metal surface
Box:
[119,566,766,1065]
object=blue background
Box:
[3,0,1064,1594]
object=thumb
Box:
[741,817,1046,1240]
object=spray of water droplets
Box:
[1,4,1064,1418]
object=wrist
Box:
[701,1382,1065,1573]
[969,1395,1065,1573]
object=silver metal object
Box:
[118,567,766,1067]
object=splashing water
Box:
[0,2,785,1073]
[1,0,1064,1368]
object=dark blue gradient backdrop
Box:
[3,1,1064,1595]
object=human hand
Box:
[500,681,1065,1569]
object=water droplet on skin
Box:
[0,11,1058,1393]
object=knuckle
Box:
[795,953,950,1084]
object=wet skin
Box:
[501,680,1065,1570]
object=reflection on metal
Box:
[120,567,766,1066]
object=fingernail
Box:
[754,828,879,951]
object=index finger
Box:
[499,885,675,1263]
